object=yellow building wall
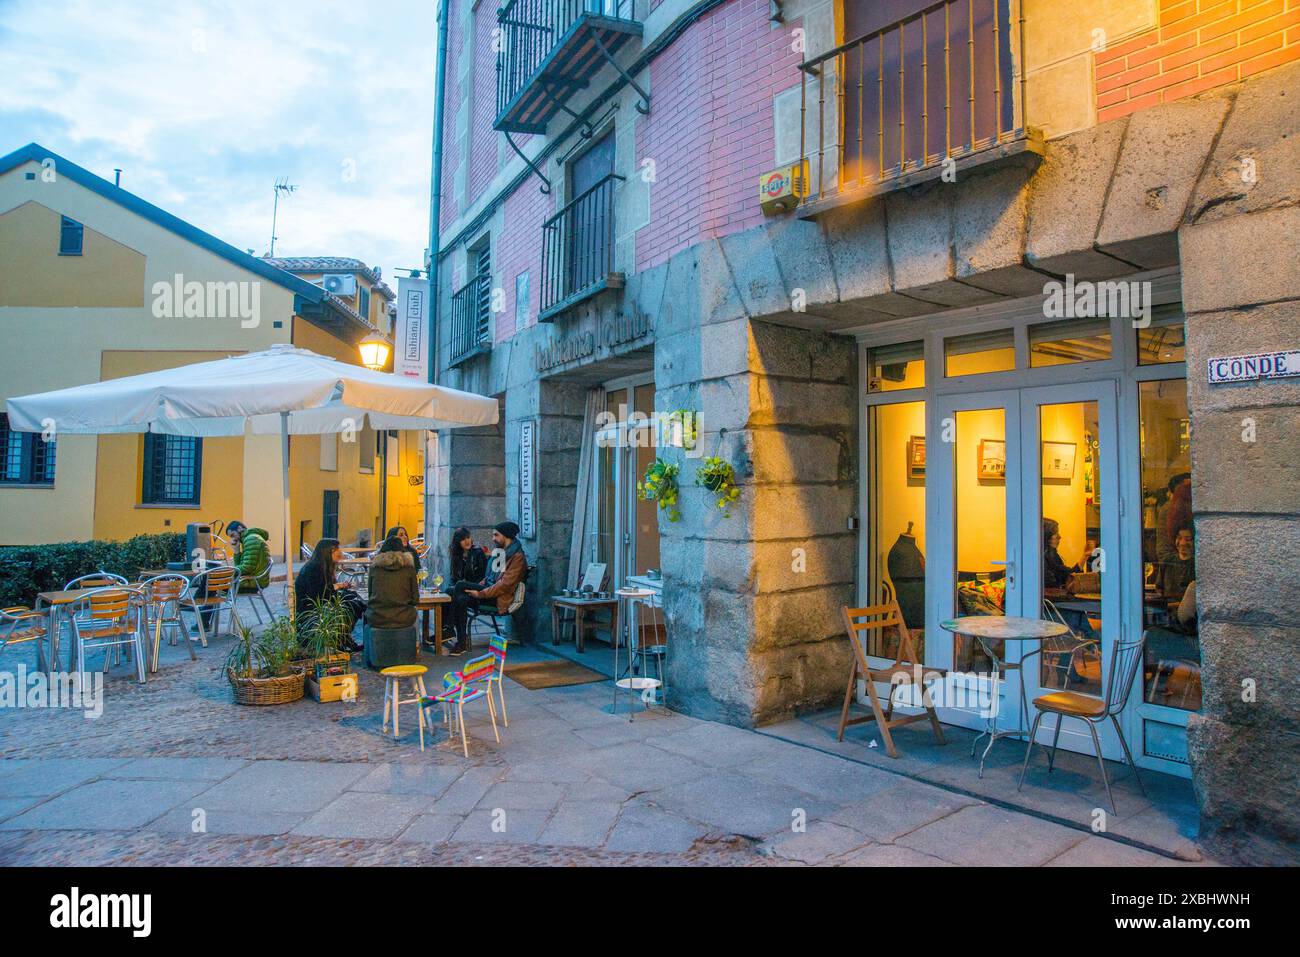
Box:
[0,201,147,308]
[0,158,288,548]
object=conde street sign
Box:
[1207,350,1300,384]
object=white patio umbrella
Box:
[6,344,499,611]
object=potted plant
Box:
[296,595,357,703]
[637,458,681,522]
[225,615,305,706]
[695,456,741,517]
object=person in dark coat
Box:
[294,537,365,650]
[385,526,423,567]
[448,526,488,586]
[364,535,420,669]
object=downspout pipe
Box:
[428,0,450,387]
[425,0,451,550]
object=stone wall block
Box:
[1190,407,1300,514]
[1194,515,1300,625]
[1097,96,1231,267]
[1179,206,1300,315]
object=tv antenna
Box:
[269,178,298,256]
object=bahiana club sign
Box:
[1207,350,1300,384]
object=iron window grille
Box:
[142,433,203,506]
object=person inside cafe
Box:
[1157,525,1196,599]
[1042,519,1100,590]
[363,533,420,669]
[1157,473,1192,560]
[226,520,271,592]
[447,520,527,656]
[294,537,366,651]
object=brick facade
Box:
[1096,0,1300,122]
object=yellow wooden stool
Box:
[381,664,429,751]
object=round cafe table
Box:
[939,615,1070,778]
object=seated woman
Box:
[364,534,420,669]
[295,538,365,651]
[433,526,488,649]
[1158,526,1196,600]
[385,525,424,567]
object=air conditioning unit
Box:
[321,273,357,296]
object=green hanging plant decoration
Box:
[638,458,681,522]
[695,456,741,517]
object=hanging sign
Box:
[1207,350,1300,384]
[394,276,430,379]
[520,419,536,539]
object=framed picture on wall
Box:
[978,439,1006,480]
[906,435,926,478]
[1042,440,1077,480]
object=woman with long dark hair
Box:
[295,537,366,649]
[385,525,423,566]
[431,526,488,652]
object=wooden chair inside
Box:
[837,599,947,758]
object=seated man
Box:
[448,521,527,655]
[1157,526,1196,600]
[226,520,271,592]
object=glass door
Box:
[926,390,1023,734]
[1019,381,1126,761]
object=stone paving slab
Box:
[293,792,433,840]
[189,761,373,813]
[0,758,129,797]
[605,801,708,854]
[0,777,209,831]
[147,808,307,837]
[537,801,623,848]
[896,804,1088,867]
[107,757,249,782]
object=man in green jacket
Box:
[226,520,271,590]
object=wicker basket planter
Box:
[227,666,306,706]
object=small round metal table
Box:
[611,587,661,720]
[939,615,1070,778]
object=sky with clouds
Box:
[0,0,437,279]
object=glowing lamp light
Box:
[359,332,391,371]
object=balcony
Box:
[539,172,625,321]
[797,0,1040,219]
[495,0,642,134]
[448,271,492,366]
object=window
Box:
[1029,317,1112,367]
[320,433,338,471]
[1138,378,1199,712]
[0,413,56,485]
[867,401,927,660]
[142,433,202,505]
[59,216,84,256]
[944,328,1015,377]
[358,423,377,474]
[322,490,339,540]
[359,286,371,323]
[866,340,924,393]
[1137,304,1187,365]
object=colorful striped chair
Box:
[421,652,500,757]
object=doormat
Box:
[504,659,607,690]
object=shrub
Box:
[0,533,186,606]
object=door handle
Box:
[991,554,1016,588]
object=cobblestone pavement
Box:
[0,612,1194,867]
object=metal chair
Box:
[178,565,242,645]
[467,564,533,642]
[422,653,500,757]
[65,571,129,590]
[1040,598,1102,692]
[235,572,275,625]
[0,606,49,670]
[70,587,147,684]
[139,573,194,671]
[1018,631,1148,814]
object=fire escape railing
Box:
[798,0,1028,205]
[449,271,492,365]
[540,172,625,319]
[496,0,636,124]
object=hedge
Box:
[0,533,186,607]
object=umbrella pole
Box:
[281,412,294,620]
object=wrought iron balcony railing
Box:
[449,270,492,366]
[495,0,642,134]
[539,172,625,320]
[798,0,1034,215]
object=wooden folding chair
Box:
[837,600,947,758]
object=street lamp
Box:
[358,331,392,371]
